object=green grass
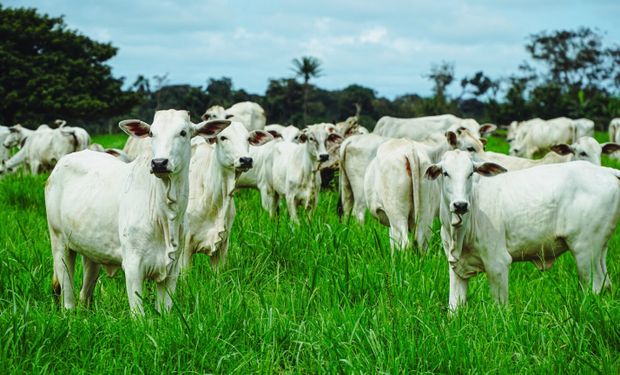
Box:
[1,133,620,373]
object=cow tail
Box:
[338,141,352,218]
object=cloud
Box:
[4,0,619,98]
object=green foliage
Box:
[0,5,138,127]
[1,133,620,372]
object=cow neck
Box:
[203,146,237,211]
[440,184,477,270]
[131,153,190,274]
[298,142,320,174]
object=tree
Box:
[205,77,234,108]
[0,5,138,126]
[425,61,455,100]
[526,27,620,91]
[291,56,323,125]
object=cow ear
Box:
[193,119,231,138]
[550,144,573,155]
[9,126,20,133]
[119,119,151,138]
[602,143,620,154]
[445,131,457,148]
[267,130,283,139]
[474,162,507,177]
[424,164,443,180]
[480,138,488,147]
[479,123,496,136]
[327,133,343,144]
[248,130,274,146]
[296,133,308,144]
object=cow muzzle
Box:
[319,154,329,162]
[237,157,253,172]
[151,158,171,175]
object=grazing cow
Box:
[363,130,485,250]
[182,122,272,268]
[373,114,496,140]
[573,118,595,138]
[45,110,230,314]
[339,134,390,222]
[425,150,620,310]
[0,126,11,166]
[2,125,88,174]
[550,137,620,165]
[202,101,266,131]
[3,124,34,149]
[509,117,575,158]
[608,118,620,144]
[263,127,329,223]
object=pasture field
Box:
[1,132,620,373]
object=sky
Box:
[5,0,620,98]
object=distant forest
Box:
[2,5,620,133]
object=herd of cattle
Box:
[4,101,620,314]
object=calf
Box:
[45,110,230,314]
[182,122,271,268]
[426,150,620,310]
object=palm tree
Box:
[291,56,323,125]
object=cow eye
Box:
[467,147,475,152]
[220,136,227,141]
[468,171,474,177]
[579,151,587,156]
[180,130,187,137]
[442,171,449,177]
[148,131,153,137]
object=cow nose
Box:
[319,154,329,162]
[239,157,253,168]
[453,201,469,214]
[151,158,169,172]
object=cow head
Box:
[201,105,234,121]
[4,125,25,148]
[120,110,231,178]
[425,150,506,227]
[551,137,620,166]
[302,124,344,165]
[209,121,273,172]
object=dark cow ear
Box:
[119,119,151,138]
[327,133,343,144]
[248,130,273,146]
[193,119,231,137]
[425,164,443,180]
[550,144,574,155]
[296,133,308,144]
[602,143,620,154]
[445,131,457,148]
[479,123,497,136]
[267,130,283,139]
[474,162,507,177]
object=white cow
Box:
[363,130,485,251]
[505,118,543,143]
[480,150,570,171]
[608,118,620,144]
[263,127,327,223]
[45,110,231,314]
[550,137,620,165]
[373,114,496,140]
[339,134,389,222]
[3,124,34,149]
[202,101,266,131]
[425,150,620,310]
[2,125,88,174]
[264,124,300,142]
[573,118,595,138]
[509,117,575,158]
[0,126,11,167]
[182,122,272,268]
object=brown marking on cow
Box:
[404,156,412,177]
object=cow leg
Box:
[353,199,366,224]
[123,257,145,316]
[448,266,468,311]
[52,243,77,310]
[388,221,409,254]
[486,263,510,306]
[30,160,41,175]
[156,277,177,314]
[600,246,611,289]
[572,242,608,293]
[79,256,101,307]
[286,194,300,224]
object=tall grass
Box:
[0,133,619,372]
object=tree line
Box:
[1,5,619,133]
